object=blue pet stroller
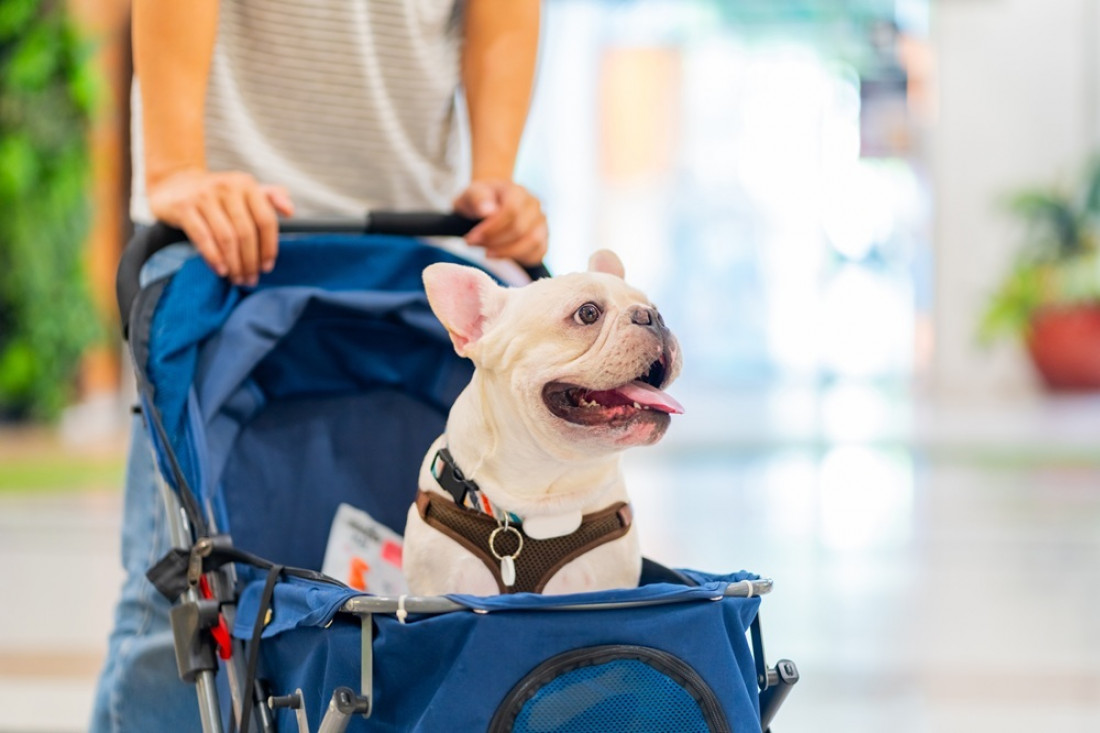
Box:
[115,214,799,733]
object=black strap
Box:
[639,557,698,587]
[431,448,481,505]
[139,388,209,538]
[238,564,284,733]
[147,541,342,601]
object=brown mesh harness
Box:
[415,491,633,594]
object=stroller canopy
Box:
[129,235,482,567]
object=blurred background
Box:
[2,0,1099,731]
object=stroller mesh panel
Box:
[514,662,710,732]
[493,645,730,733]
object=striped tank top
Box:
[131,0,466,222]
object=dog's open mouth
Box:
[542,358,683,427]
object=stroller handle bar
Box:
[115,212,551,338]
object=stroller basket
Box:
[118,215,798,733]
[233,575,794,733]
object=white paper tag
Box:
[322,503,408,596]
[522,511,583,540]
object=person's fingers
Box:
[262,185,295,218]
[198,195,243,283]
[221,188,260,285]
[464,216,490,245]
[476,187,540,250]
[145,169,293,283]
[249,188,280,273]
[467,197,518,246]
[453,181,500,222]
[177,206,227,277]
[501,192,542,245]
[486,220,549,266]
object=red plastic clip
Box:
[198,576,233,660]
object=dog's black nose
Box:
[630,306,657,327]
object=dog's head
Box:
[423,251,682,457]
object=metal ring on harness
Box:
[488,525,524,560]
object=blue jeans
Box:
[91,245,203,732]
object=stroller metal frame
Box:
[122,215,799,733]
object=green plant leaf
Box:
[0,0,36,40]
[979,260,1047,344]
[1006,190,1081,260]
[6,25,58,91]
[0,339,36,400]
[0,134,37,197]
[1082,157,1100,219]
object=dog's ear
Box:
[423,263,506,357]
[588,250,625,279]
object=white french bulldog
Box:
[402,250,682,596]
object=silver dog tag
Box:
[500,555,516,587]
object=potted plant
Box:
[980,160,1100,391]
[0,0,99,419]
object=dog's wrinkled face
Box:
[423,251,682,455]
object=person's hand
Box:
[147,169,295,285]
[453,180,548,266]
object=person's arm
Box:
[133,0,216,190]
[463,0,538,181]
[453,0,548,266]
[133,0,292,285]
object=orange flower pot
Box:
[1026,304,1100,390]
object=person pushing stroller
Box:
[92,0,548,730]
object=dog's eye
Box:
[574,302,602,325]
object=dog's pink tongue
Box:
[617,381,684,414]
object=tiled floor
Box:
[0,490,123,732]
[627,449,1100,732]
[1,392,1098,731]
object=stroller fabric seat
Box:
[131,236,477,567]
